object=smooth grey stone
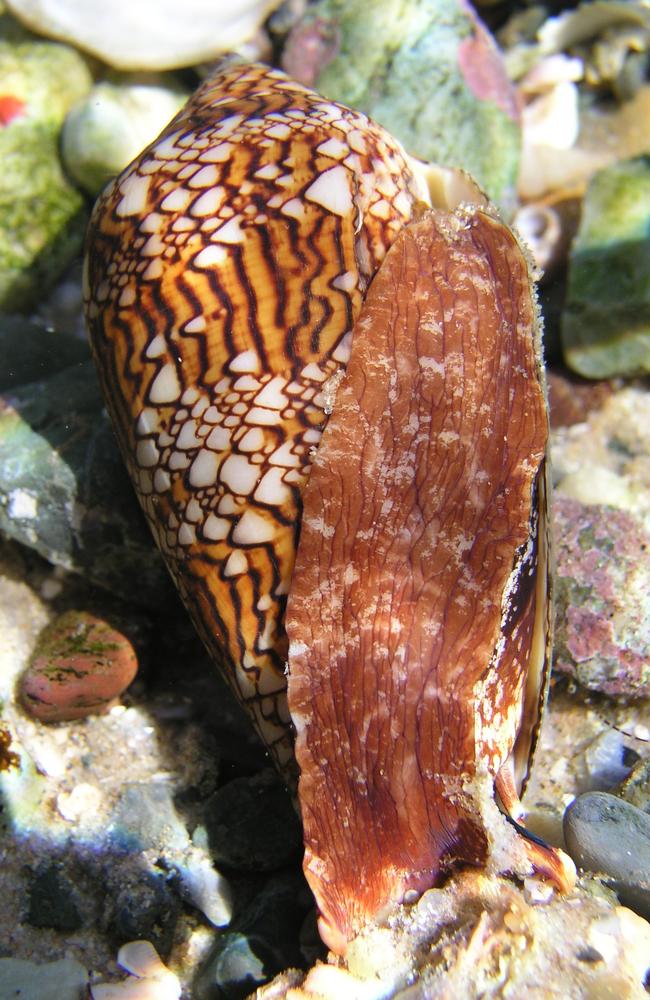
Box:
[205,770,302,872]
[564,791,650,918]
[0,957,87,1000]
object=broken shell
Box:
[83,61,427,778]
[90,940,180,1000]
[514,202,564,274]
[286,205,574,953]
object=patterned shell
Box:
[83,61,427,775]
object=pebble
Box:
[194,933,272,1000]
[575,729,640,794]
[205,770,302,872]
[57,781,103,822]
[90,941,180,1000]
[108,783,233,927]
[20,610,138,722]
[109,782,189,854]
[563,791,650,919]
[174,844,233,927]
[61,75,189,196]
[0,957,88,1000]
[195,871,313,996]
[0,360,173,608]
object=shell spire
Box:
[286,207,574,953]
[83,62,427,777]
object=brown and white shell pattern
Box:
[83,61,427,774]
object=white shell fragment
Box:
[5,0,284,70]
[90,941,180,1000]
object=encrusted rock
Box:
[258,870,650,999]
[553,495,650,699]
[20,609,138,721]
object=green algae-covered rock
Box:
[562,156,650,378]
[61,73,189,197]
[0,13,92,311]
[285,0,520,211]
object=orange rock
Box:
[20,610,138,722]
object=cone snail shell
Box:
[84,61,575,954]
[84,61,427,776]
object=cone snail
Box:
[84,60,575,956]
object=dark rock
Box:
[106,870,180,957]
[0,315,89,391]
[205,771,302,872]
[234,871,311,965]
[564,791,650,919]
[26,863,82,931]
